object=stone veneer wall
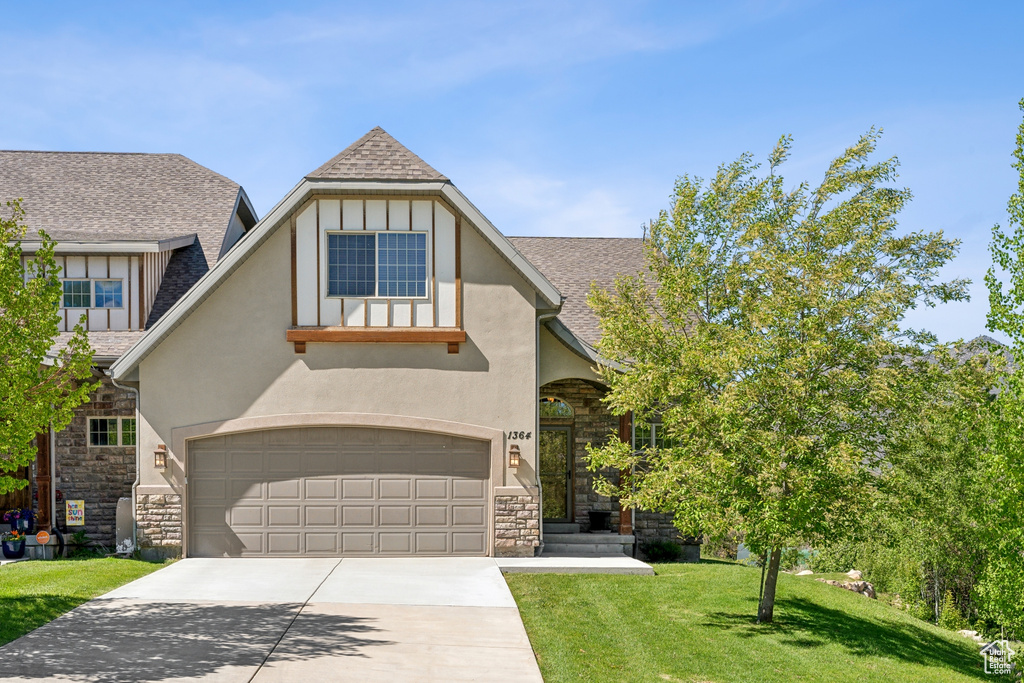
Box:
[51,375,136,547]
[494,494,540,557]
[136,493,182,559]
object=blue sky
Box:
[1,1,1021,342]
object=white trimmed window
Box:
[326,231,428,298]
[62,279,124,309]
[89,417,136,447]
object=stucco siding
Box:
[135,208,540,502]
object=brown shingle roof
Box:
[0,151,243,272]
[0,150,254,334]
[307,127,448,181]
[50,330,148,360]
[508,236,647,346]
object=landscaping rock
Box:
[796,570,813,576]
[816,578,876,599]
[957,630,986,643]
[847,570,863,580]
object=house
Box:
[11,130,695,560]
[0,151,257,543]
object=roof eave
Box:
[545,317,625,373]
[17,234,197,254]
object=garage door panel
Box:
[379,479,411,499]
[415,479,447,499]
[231,480,264,500]
[268,506,301,526]
[416,506,448,526]
[379,506,412,526]
[342,505,374,526]
[305,532,338,553]
[453,505,485,526]
[193,478,227,501]
[188,427,489,557]
[229,506,263,527]
[379,533,412,553]
[339,451,376,474]
[304,478,338,499]
[306,506,339,526]
[452,479,485,499]
[268,479,301,499]
[268,533,301,554]
[342,532,374,553]
[268,451,303,474]
[453,532,486,554]
[415,533,448,554]
[342,479,374,499]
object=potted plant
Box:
[1,529,27,559]
[3,508,33,533]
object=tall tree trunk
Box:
[758,547,782,623]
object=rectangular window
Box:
[89,418,119,446]
[327,233,377,297]
[378,232,428,297]
[326,232,429,298]
[121,418,136,446]
[63,280,91,308]
[94,280,123,308]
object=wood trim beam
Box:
[287,327,465,346]
[618,411,633,536]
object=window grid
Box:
[63,280,91,308]
[89,418,118,447]
[327,233,376,297]
[326,231,429,299]
[121,418,136,446]
[378,232,427,297]
[94,280,123,308]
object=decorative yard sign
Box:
[66,500,85,526]
[35,530,50,545]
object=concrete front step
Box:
[544,533,634,545]
[542,522,581,534]
[544,543,632,555]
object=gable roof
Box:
[508,237,646,347]
[307,127,448,181]
[111,130,562,381]
[0,151,251,271]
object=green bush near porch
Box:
[0,558,164,646]
[506,560,989,682]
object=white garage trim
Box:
[168,412,506,558]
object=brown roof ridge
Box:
[0,150,184,156]
[306,127,448,181]
[508,235,644,240]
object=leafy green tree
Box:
[586,131,967,623]
[0,200,96,495]
[982,98,1024,636]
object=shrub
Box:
[642,540,683,563]
[938,590,968,631]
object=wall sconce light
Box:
[154,444,168,471]
[508,444,521,469]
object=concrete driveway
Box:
[0,558,543,682]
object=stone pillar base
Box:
[494,490,540,557]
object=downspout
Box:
[536,308,561,556]
[110,374,141,551]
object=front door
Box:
[539,427,572,522]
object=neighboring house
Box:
[0,151,257,543]
[11,130,694,559]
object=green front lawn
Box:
[0,558,164,646]
[506,560,988,682]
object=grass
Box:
[506,560,991,682]
[0,557,165,646]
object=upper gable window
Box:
[326,231,428,298]
[61,278,124,309]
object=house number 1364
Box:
[507,431,532,440]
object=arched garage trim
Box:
[170,412,506,558]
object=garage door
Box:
[187,426,490,557]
